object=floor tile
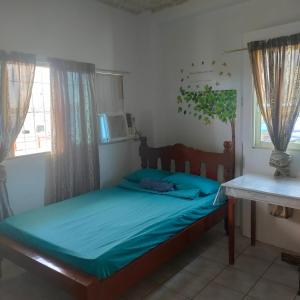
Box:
[263,263,299,289]
[144,286,188,300]
[0,289,14,300]
[0,272,60,300]
[174,249,198,267]
[178,244,204,262]
[183,256,225,279]
[248,278,297,300]
[147,261,185,284]
[199,244,236,265]
[123,278,160,300]
[194,282,244,300]
[232,254,271,276]
[216,234,251,254]
[1,259,25,280]
[212,220,225,233]
[164,269,209,298]
[55,292,73,300]
[191,233,226,253]
[274,256,300,271]
[214,267,259,293]
[198,229,227,246]
[243,242,281,262]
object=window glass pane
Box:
[260,117,271,143]
[290,117,300,144]
[257,106,300,147]
[14,66,51,156]
[99,114,109,143]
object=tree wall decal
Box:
[177,84,237,155]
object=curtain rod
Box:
[96,69,130,76]
[224,47,248,54]
[35,55,130,76]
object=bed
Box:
[0,138,235,300]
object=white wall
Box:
[0,0,145,213]
[99,140,140,188]
[4,154,48,214]
[148,0,300,251]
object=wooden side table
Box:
[222,174,300,295]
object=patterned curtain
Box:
[248,33,300,218]
[46,58,100,203]
[0,51,36,220]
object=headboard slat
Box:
[161,151,171,171]
[139,138,234,182]
[149,158,158,169]
[206,162,218,181]
[189,160,201,175]
[175,160,185,172]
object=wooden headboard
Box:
[139,137,234,182]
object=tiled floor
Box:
[0,223,299,300]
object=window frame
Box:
[9,62,52,159]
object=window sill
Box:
[253,143,300,152]
[100,135,140,145]
[6,151,51,161]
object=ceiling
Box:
[97,0,190,14]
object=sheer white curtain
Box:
[0,51,36,220]
[46,58,100,203]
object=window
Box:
[254,98,300,149]
[95,73,124,114]
[96,73,133,143]
[13,66,51,156]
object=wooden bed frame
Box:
[0,138,235,300]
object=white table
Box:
[222,174,300,246]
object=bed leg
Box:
[228,197,235,265]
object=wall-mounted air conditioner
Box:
[99,112,135,144]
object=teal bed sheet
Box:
[0,183,221,279]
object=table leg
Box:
[224,216,228,235]
[251,201,256,246]
[0,257,2,279]
[298,266,300,296]
[228,197,235,265]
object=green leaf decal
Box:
[176,85,237,125]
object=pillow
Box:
[118,179,199,200]
[164,172,220,195]
[125,168,171,183]
[167,188,200,200]
[139,178,175,192]
[119,179,199,200]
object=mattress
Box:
[0,182,222,279]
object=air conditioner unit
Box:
[99,113,130,143]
